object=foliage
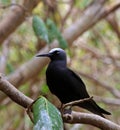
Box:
[46,19,68,49]
[32,15,68,49]
[32,15,49,44]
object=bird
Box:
[36,48,111,117]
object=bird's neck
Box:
[50,60,67,68]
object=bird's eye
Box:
[54,51,60,55]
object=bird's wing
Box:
[67,69,90,98]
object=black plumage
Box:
[36,48,111,117]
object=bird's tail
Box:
[78,99,111,118]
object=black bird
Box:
[36,48,111,117]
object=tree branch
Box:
[0,74,120,129]
[0,0,40,44]
[63,112,120,130]
[0,74,33,108]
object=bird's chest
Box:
[46,66,64,85]
[46,64,66,93]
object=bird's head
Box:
[36,48,67,61]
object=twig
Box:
[26,101,35,123]
[62,97,93,110]
[102,2,120,18]
[61,0,74,31]
[106,13,120,40]
[26,98,41,123]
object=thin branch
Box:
[78,40,120,64]
[101,2,120,19]
[62,97,93,109]
[92,29,120,69]
[78,71,120,98]
[106,13,120,40]
[61,0,74,31]
[94,96,120,106]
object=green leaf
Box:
[33,97,63,130]
[46,19,58,43]
[57,34,68,49]
[46,19,68,49]
[32,15,49,44]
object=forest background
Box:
[0,0,120,130]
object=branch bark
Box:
[63,112,120,130]
[0,74,120,130]
[0,74,33,108]
[0,0,40,44]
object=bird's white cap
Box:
[49,48,64,53]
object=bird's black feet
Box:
[59,103,72,116]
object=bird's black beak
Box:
[36,53,50,57]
